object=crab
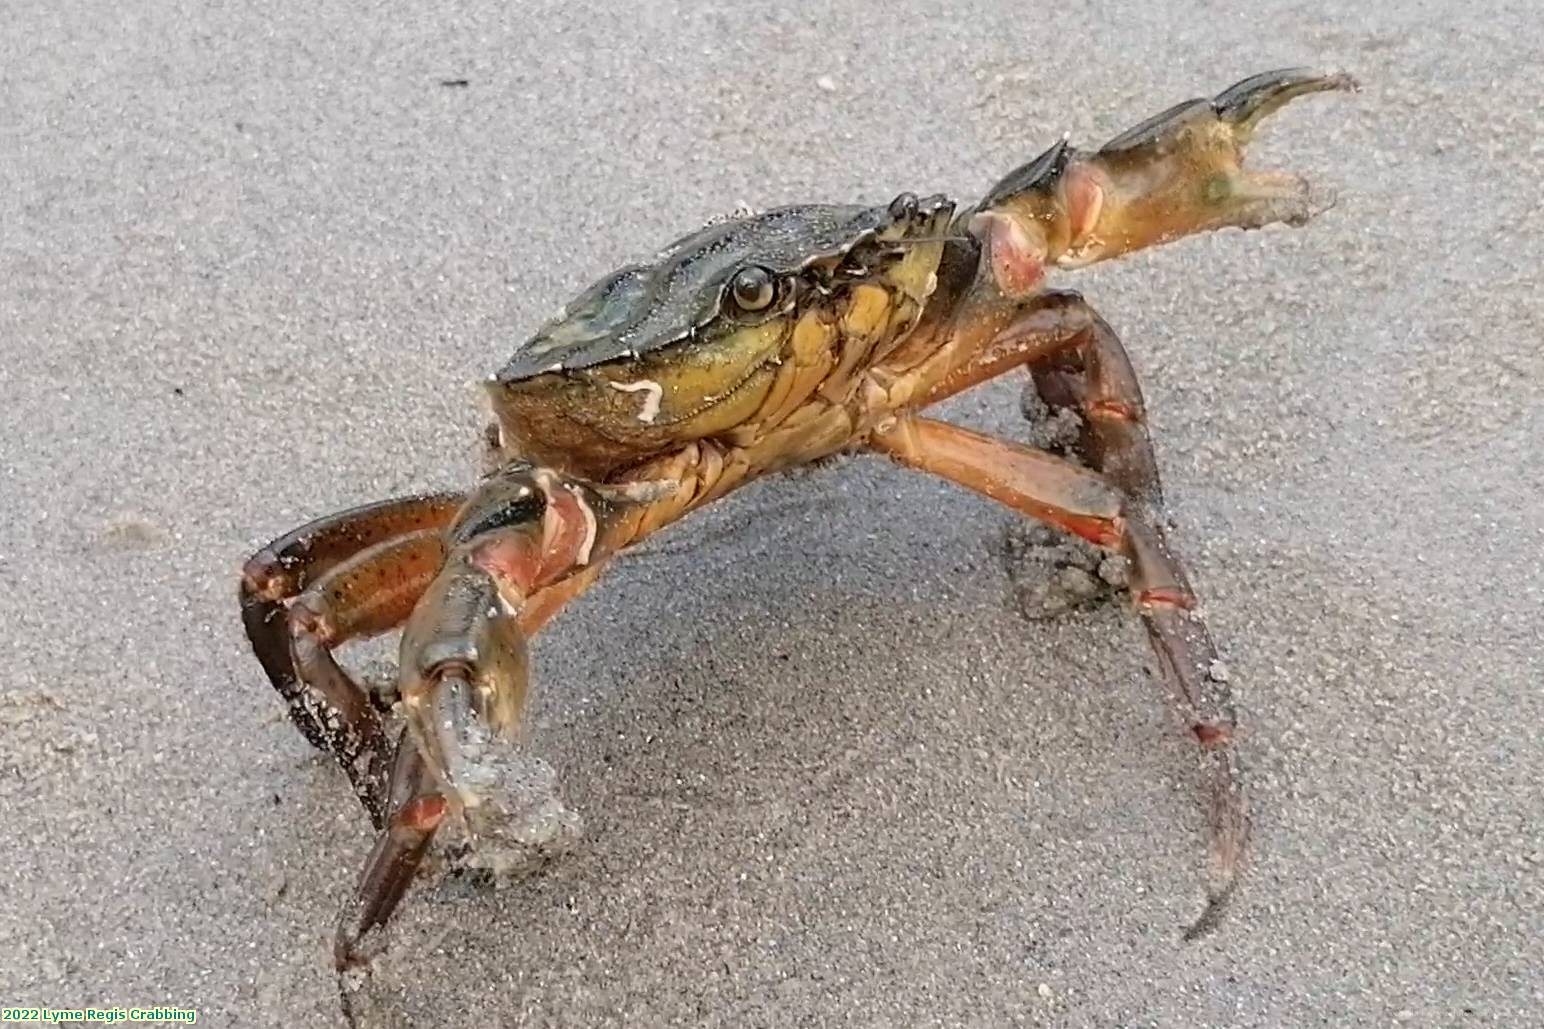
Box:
[240,69,1357,975]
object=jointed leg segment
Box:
[922,291,1160,505]
[871,416,1245,931]
[335,730,446,970]
[242,468,634,974]
[873,290,1248,933]
[240,493,465,823]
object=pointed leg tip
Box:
[1181,853,1246,941]
[1180,888,1235,942]
[1285,68,1361,94]
[333,935,365,974]
[336,963,373,1029]
[1270,179,1341,229]
[1303,182,1341,219]
[1182,731,1251,941]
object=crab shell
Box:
[488,195,956,479]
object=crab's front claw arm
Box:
[394,555,531,810]
[969,68,1358,295]
[332,464,640,972]
[333,565,527,972]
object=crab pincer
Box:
[970,68,1360,294]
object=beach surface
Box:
[3,2,1541,1024]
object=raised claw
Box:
[331,462,627,974]
[968,69,1358,294]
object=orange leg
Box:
[240,470,626,982]
[335,727,445,974]
[241,494,464,822]
[922,290,1162,504]
[870,415,1246,937]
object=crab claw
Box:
[396,556,531,811]
[394,463,603,809]
[969,69,1359,294]
[332,465,618,972]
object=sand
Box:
[3,1,1540,1025]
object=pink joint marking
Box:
[471,537,542,596]
[1063,163,1106,243]
[398,795,448,832]
[974,212,1046,297]
[1061,514,1122,549]
[539,484,598,578]
[1192,723,1232,748]
[1088,399,1138,421]
[1138,587,1195,610]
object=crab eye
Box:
[728,265,776,312]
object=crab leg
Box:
[520,561,609,636]
[332,463,651,970]
[920,291,1159,498]
[333,555,525,971]
[241,494,465,819]
[869,416,1245,937]
[285,529,453,822]
[335,726,445,971]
